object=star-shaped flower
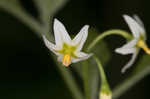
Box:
[115,14,150,73]
[43,19,92,67]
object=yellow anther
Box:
[143,47,150,54]
[62,54,71,67]
[137,40,150,54]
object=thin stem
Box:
[82,61,90,99]
[93,55,112,99]
[87,29,132,52]
[93,55,109,88]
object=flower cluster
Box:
[42,15,150,71]
[42,15,150,99]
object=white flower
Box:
[42,18,92,67]
[115,14,150,73]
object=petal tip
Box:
[121,68,126,73]
[115,48,129,55]
[83,53,93,60]
[123,14,131,21]
[115,48,122,54]
[54,18,60,25]
[85,25,89,29]
[54,18,63,26]
[82,25,89,31]
[54,18,58,22]
[123,14,128,17]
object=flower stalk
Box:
[87,29,132,52]
[94,55,112,99]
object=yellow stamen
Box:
[62,54,71,67]
[137,40,150,54]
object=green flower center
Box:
[57,43,78,58]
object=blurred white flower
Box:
[100,92,112,99]
[115,15,150,73]
[43,19,92,67]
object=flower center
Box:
[57,43,77,56]
[57,43,78,66]
[62,54,71,67]
[137,40,150,54]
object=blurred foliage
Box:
[113,55,150,98]
[0,0,42,36]
[0,0,67,38]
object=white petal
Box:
[54,19,71,46]
[42,35,60,56]
[133,15,144,28]
[115,47,136,55]
[133,15,146,39]
[122,39,137,48]
[72,52,92,63]
[121,50,139,73]
[123,15,141,38]
[75,52,91,57]
[115,39,137,55]
[72,25,89,51]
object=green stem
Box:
[93,55,110,91]
[87,29,132,52]
[82,61,90,99]
[93,55,112,99]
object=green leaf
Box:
[0,0,67,39]
[113,55,150,99]
[0,0,43,36]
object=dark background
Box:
[0,0,150,99]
